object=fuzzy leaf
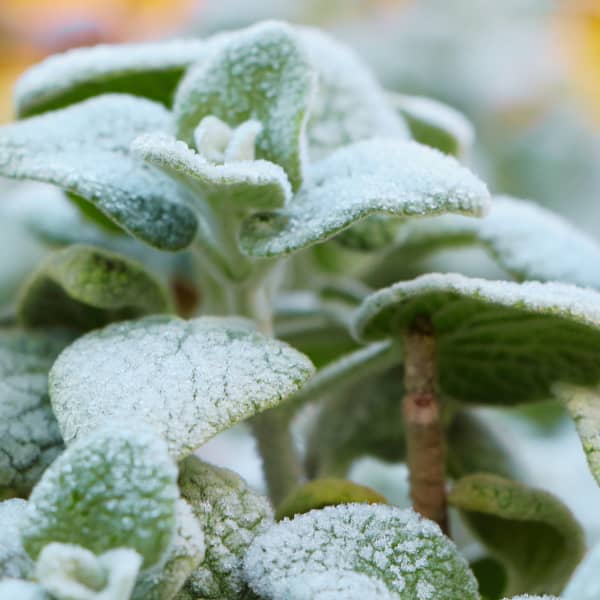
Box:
[449,474,585,596]
[0,499,33,579]
[35,543,142,600]
[392,196,600,289]
[244,503,479,600]
[179,456,273,600]
[355,273,600,406]
[240,139,490,258]
[0,328,72,497]
[14,40,207,117]
[296,27,409,159]
[0,580,48,600]
[49,316,314,458]
[0,94,197,250]
[275,478,387,521]
[132,499,205,600]
[18,245,169,331]
[562,541,600,600]
[390,94,474,157]
[174,21,315,191]
[21,424,179,569]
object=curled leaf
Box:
[50,316,314,459]
[18,245,169,331]
[240,139,490,258]
[0,499,33,579]
[355,273,600,406]
[179,456,273,600]
[21,424,179,569]
[244,503,479,599]
[449,474,585,596]
[0,95,197,251]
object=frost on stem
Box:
[403,316,448,534]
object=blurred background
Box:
[3,0,600,549]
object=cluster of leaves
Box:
[1,18,600,600]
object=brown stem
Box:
[403,316,449,534]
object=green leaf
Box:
[18,245,169,331]
[132,500,205,600]
[296,27,409,159]
[0,499,33,579]
[240,139,490,258]
[174,21,316,191]
[179,456,273,600]
[275,478,387,520]
[21,424,179,569]
[244,503,479,599]
[14,39,207,117]
[49,316,315,459]
[0,328,73,497]
[562,540,600,600]
[390,93,474,157]
[448,474,585,596]
[35,543,142,600]
[391,196,600,289]
[0,580,49,600]
[355,273,600,406]
[0,94,198,250]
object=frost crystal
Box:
[240,138,490,257]
[0,94,197,250]
[0,499,33,579]
[49,316,315,459]
[21,424,179,569]
[179,456,273,599]
[244,504,478,600]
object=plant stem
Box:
[403,316,449,534]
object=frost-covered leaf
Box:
[0,579,48,600]
[14,39,207,117]
[244,503,479,600]
[355,273,600,405]
[333,215,402,252]
[18,245,169,331]
[390,94,474,157]
[0,94,197,250]
[21,424,178,568]
[132,132,291,211]
[275,478,387,520]
[132,499,205,600]
[240,139,490,258]
[392,196,600,289]
[296,27,409,159]
[562,540,600,600]
[502,597,559,600]
[449,474,584,596]
[49,316,314,458]
[35,543,142,600]
[178,456,273,600]
[0,499,33,579]
[174,21,315,191]
[0,328,72,497]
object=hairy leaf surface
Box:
[0,499,33,579]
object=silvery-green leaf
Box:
[449,474,584,597]
[0,94,197,250]
[333,215,402,252]
[174,21,315,191]
[562,541,600,600]
[179,456,273,600]
[502,597,559,600]
[355,273,600,406]
[240,139,490,258]
[391,196,600,289]
[296,27,409,159]
[49,316,315,458]
[21,424,179,569]
[275,478,387,521]
[35,543,142,600]
[18,245,170,331]
[244,503,479,600]
[390,93,474,157]
[0,328,72,497]
[132,499,205,600]
[0,579,48,600]
[14,40,207,117]
[0,499,33,579]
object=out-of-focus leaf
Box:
[0,499,33,579]
[0,579,48,599]
[562,540,600,600]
